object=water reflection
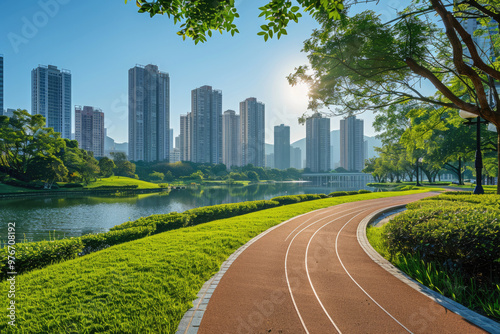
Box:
[0,182,373,242]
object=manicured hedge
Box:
[270,194,327,205]
[329,191,348,197]
[110,200,281,232]
[328,190,372,197]
[80,225,156,254]
[384,194,500,277]
[0,238,84,279]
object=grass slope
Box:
[1,189,434,333]
[84,176,160,189]
[0,183,29,194]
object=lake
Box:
[0,182,373,242]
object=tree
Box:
[287,1,500,191]
[149,171,165,181]
[98,157,116,178]
[128,0,343,44]
[27,155,68,189]
[79,152,100,185]
[0,110,65,181]
[134,0,500,191]
[111,152,137,178]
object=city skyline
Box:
[0,1,384,145]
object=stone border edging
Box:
[175,206,329,334]
[357,205,500,334]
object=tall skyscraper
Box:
[222,109,240,168]
[179,113,190,161]
[75,106,105,157]
[290,147,302,169]
[240,97,265,167]
[340,115,365,172]
[190,85,222,164]
[128,64,170,162]
[274,124,290,170]
[170,128,174,151]
[31,65,72,139]
[0,55,3,114]
[306,113,331,173]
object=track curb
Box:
[357,205,500,334]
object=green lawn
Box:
[0,189,436,333]
[83,176,161,189]
[0,183,30,194]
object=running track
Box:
[198,193,488,334]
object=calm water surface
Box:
[0,182,372,242]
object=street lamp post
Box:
[459,110,485,195]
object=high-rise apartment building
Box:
[190,85,222,164]
[274,124,290,170]
[179,114,190,161]
[128,64,170,162]
[240,97,265,167]
[75,106,105,157]
[290,147,302,169]
[306,113,330,173]
[0,55,3,114]
[340,115,365,172]
[31,65,72,139]
[222,109,240,168]
[170,128,174,151]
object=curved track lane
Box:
[198,193,488,334]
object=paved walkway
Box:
[194,193,496,334]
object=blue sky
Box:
[0,0,393,143]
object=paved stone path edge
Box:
[357,205,500,334]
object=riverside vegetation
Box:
[368,193,500,320]
[0,189,433,333]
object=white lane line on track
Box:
[285,206,371,334]
[304,210,370,334]
[334,206,414,334]
[284,201,381,242]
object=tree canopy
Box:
[127,0,344,43]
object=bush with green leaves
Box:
[270,194,327,205]
[384,194,500,278]
[328,191,349,197]
[80,225,156,254]
[358,189,372,194]
[0,238,84,279]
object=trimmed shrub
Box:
[384,195,500,277]
[358,189,372,194]
[346,191,359,195]
[0,238,84,279]
[80,225,155,254]
[329,191,348,197]
[270,194,327,205]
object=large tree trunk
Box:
[458,157,463,185]
[497,131,500,194]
